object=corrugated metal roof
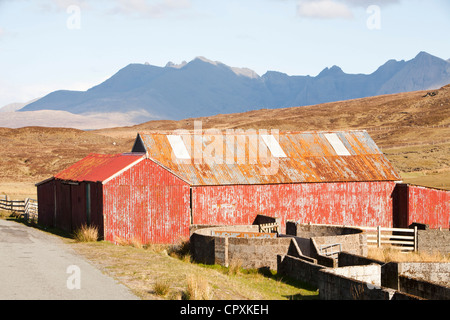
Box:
[54,153,145,183]
[134,130,401,186]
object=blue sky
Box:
[0,0,449,107]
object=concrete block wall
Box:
[227,237,292,270]
[325,264,381,287]
[417,229,450,254]
[277,255,324,288]
[399,275,450,300]
[337,252,399,289]
[312,233,367,257]
[287,222,362,237]
[286,221,367,258]
[317,268,397,300]
[190,225,258,265]
[190,224,292,270]
[398,262,450,286]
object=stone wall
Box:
[319,252,449,300]
[286,221,368,259]
[317,266,421,300]
[227,237,292,270]
[398,276,450,300]
[190,225,258,265]
[287,222,362,237]
[398,262,450,286]
[417,229,450,254]
[337,252,399,289]
[277,255,324,288]
[325,264,381,286]
[190,225,292,270]
[317,267,398,300]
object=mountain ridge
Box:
[19,51,450,123]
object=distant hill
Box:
[3,84,449,192]
[0,98,40,112]
[19,51,450,122]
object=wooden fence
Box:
[0,196,38,223]
[259,222,280,234]
[359,226,418,252]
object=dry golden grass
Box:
[227,259,243,275]
[0,210,11,219]
[167,240,191,262]
[0,182,38,200]
[183,274,213,300]
[114,236,147,249]
[129,237,144,249]
[367,247,450,263]
[153,279,171,297]
[73,225,99,242]
[69,240,318,300]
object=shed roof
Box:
[133,130,401,186]
[54,153,145,183]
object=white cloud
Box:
[108,0,192,18]
[342,0,401,8]
[0,0,192,18]
[296,0,402,19]
[297,0,353,19]
[30,0,90,13]
[49,0,89,9]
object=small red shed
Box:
[37,152,190,243]
[36,129,407,244]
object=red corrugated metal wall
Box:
[102,159,190,244]
[192,181,396,232]
[406,185,450,229]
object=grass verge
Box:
[70,240,319,300]
[73,224,99,242]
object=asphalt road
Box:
[0,218,139,300]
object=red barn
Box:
[36,152,189,243]
[37,129,407,244]
[394,183,450,229]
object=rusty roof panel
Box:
[135,130,401,186]
[54,153,144,183]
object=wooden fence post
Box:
[377,226,381,248]
[25,198,29,220]
[224,237,229,268]
[414,226,418,252]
